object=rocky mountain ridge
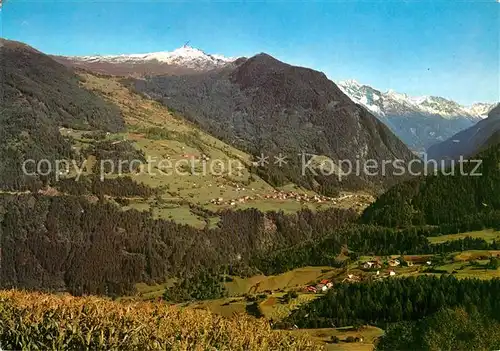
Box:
[337,80,495,152]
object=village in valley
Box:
[209,188,362,207]
[159,253,449,349]
[303,256,433,293]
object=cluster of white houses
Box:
[209,189,340,206]
[301,257,436,294]
[305,279,334,293]
[361,257,432,270]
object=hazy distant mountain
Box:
[338,80,495,152]
[53,45,235,76]
[427,103,500,161]
[133,53,417,192]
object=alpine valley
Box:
[1,37,500,351]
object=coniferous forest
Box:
[362,146,500,227]
[279,276,500,329]
[0,193,356,296]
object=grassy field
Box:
[224,266,342,295]
[294,326,384,351]
[130,266,341,303]
[431,259,499,278]
[453,249,500,261]
[129,266,342,327]
[130,264,385,351]
[190,291,322,321]
[353,250,500,281]
[167,294,383,350]
[98,248,499,349]
[428,229,500,244]
[132,248,500,305]
[134,281,176,300]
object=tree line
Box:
[55,176,157,198]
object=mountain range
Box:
[337,80,495,152]
[55,46,496,153]
[132,52,417,192]
[1,38,378,296]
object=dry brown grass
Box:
[0,290,322,350]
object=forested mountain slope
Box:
[362,142,500,227]
[0,39,124,190]
[0,193,355,295]
[133,54,417,193]
[0,39,370,297]
[280,276,500,329]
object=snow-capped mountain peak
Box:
[408,95,429,105]
[386,89,409,100]
[170,45,208,58]
[63,45,234,71]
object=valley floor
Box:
[126,228,500,350]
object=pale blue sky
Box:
[1,0,498,105]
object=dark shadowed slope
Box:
[0,38,124,190]
[482,130,500,151]
[133,54,417,193]
[427,103,500,161]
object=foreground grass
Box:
[0,290,322,350]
